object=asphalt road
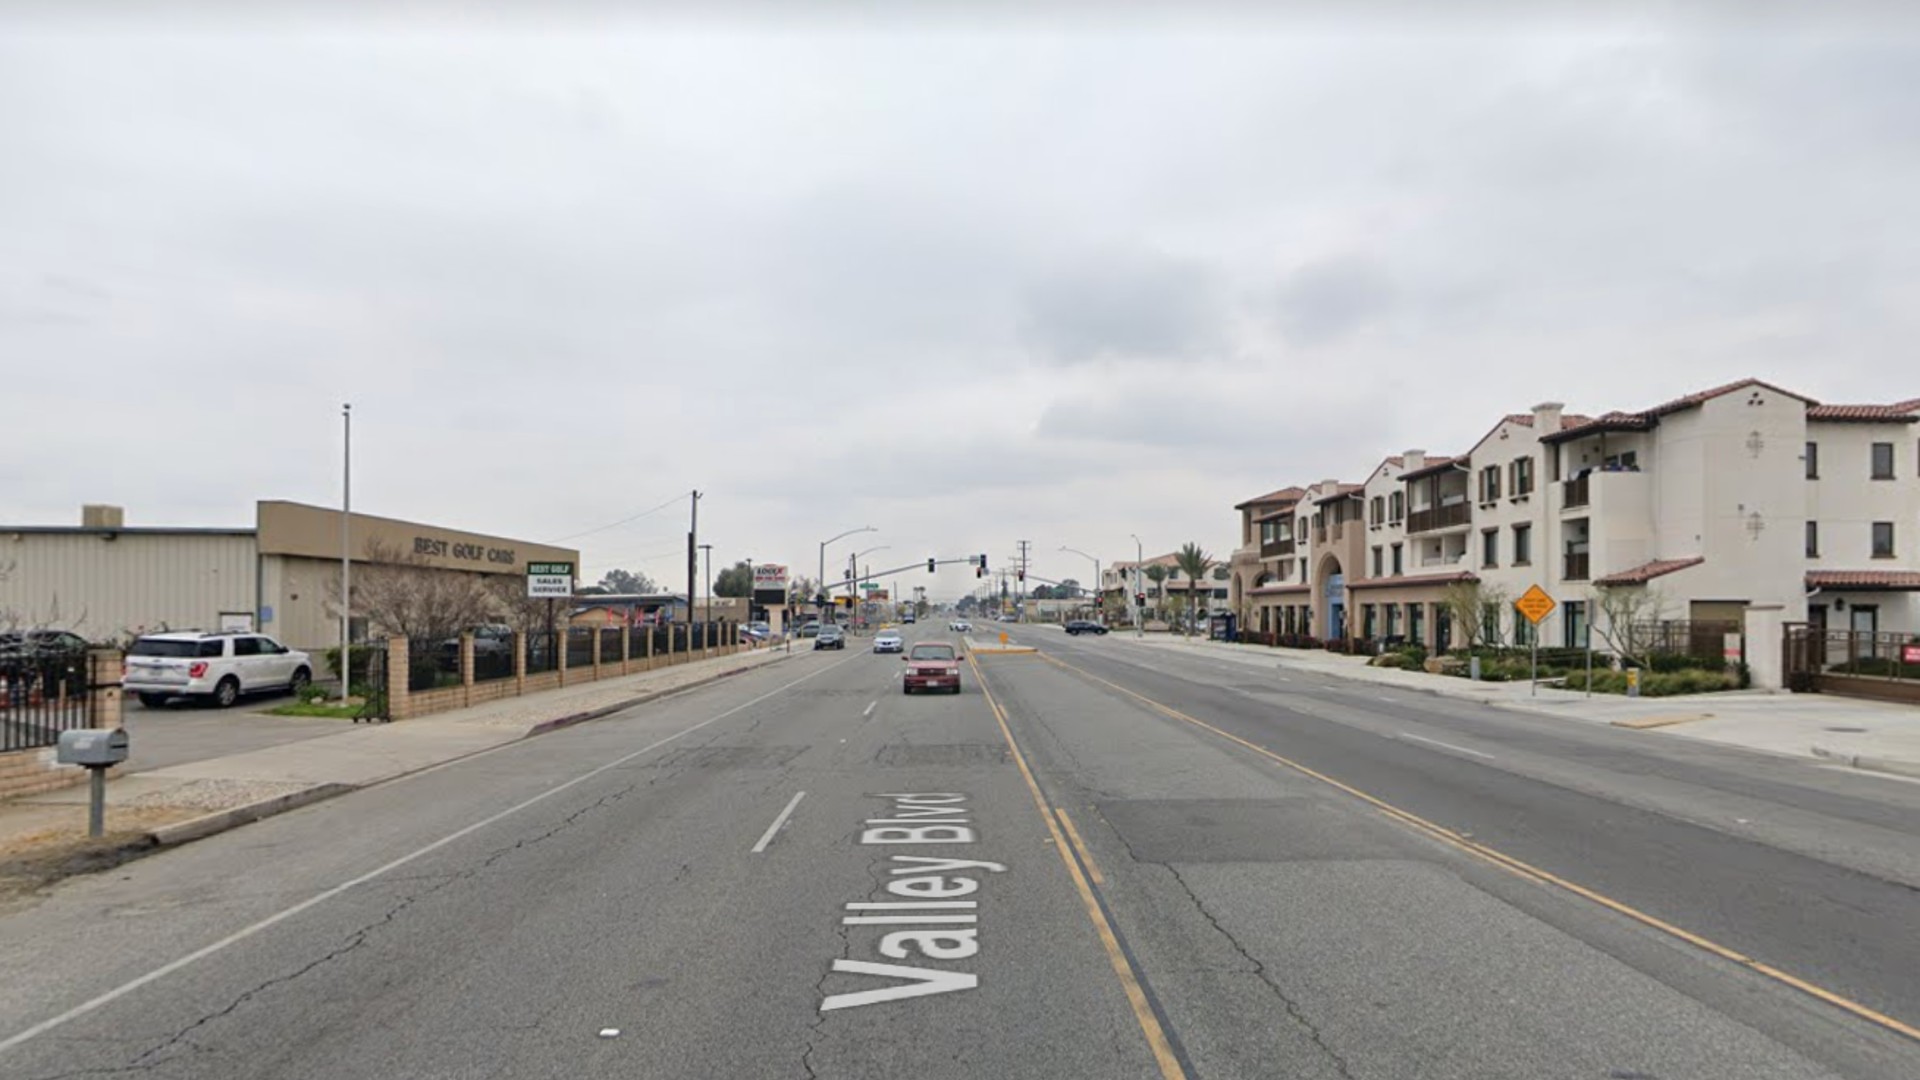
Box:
[3,624,1919,1078]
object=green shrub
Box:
[1563,668,1737,696]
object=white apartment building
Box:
[1230,379,1920,687]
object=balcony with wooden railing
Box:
[1406,501,1472,534]
[1261,537,1296,559]
[1563,473,1591,510]
[1563,552,1590,581]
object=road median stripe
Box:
[966,653,1189,1080]
[1037,651,1920,1045]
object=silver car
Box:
[873,631,904,653]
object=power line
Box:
[547,492,690,543]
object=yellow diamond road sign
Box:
[1514,585,1556,625]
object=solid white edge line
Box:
[1396,732,1496,760]
[750,791,808,854]
[863,701,876,717]
[0,652,862,1057]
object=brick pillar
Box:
[592,627,603,683]
[621,624,631,675]
[514,631,527,696]
[558,627,569,686]
[87,648,123,730]
[645,626,655,669]
[388,637,411,720]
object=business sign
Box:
[753,563,790,606]
[527,561,575,599]
[1903,643,1920,665]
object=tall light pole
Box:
[698,543,713,630]
[1130,533,1145,639]
[819,525,877,620]
[339,403,352,701]
[852,545,888,628]
[1060,546,1101,623]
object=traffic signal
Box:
[976,565,984,579]
[1135,593,1146,604]
[1017,570,1025,582]
[928,558,936,574]
[979,554,987,571]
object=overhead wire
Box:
[547,492,690,544]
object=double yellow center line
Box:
[967,652,1190,1080]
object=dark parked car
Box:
[1064,620,1109,635]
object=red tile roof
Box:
[1806,403,1920,422]
[1235,486,1307,510]
[1312,483,1365,504]
[1643,377,1812,417]
[1593,557,1705,586]
[1345,571,1479,590]
[1806,570,1920,591]
[1541,410,1656,444]
[1399,455,1464,480]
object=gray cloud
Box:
[1020,250,1220,365]
[1272,257,1396,347]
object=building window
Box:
[1371,546,1383,577]
[1564,601,1588,648]
[1370,495,1384,526]
[1384,603,1399,638]
[1806,521,1819,558]
[1408,602,1425,647]
[1363,604,1377,639]
[1873,521,1895,558]
[1548,446,1561,483]
[1480,464,1502,503]
[1805,441,1819,479]
[1299,558,1309,582]
[1872,442,1895,480]
[1388,491,1404,523]
[1513,456,1534,497]
[1481,529,1498,569]
[1513,615,1534,646]
[1512,523,1532,566]
[1390,544,1403,576]
[1481,602,1501,645]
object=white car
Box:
[124,631,314,709]
[949,620,973,632]
[874,630,905,653]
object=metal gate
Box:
[1,650,93,751]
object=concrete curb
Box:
[147,782,359,847]
[1809,744,1920,780]
[524,652,793,737]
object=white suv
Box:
[124,631,313,709]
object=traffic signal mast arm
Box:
[819,556,982,594]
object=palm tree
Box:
[1143,565,1168,625]
[1173,543,1215,639]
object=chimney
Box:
[1531,401,1565,434]
[1402,450,1425,474]
[82,504,125,529]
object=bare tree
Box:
[1589,585,1669,667]
[329,539,493,649]
[1441,580,1509,652]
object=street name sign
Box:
[1514,585,1556,625]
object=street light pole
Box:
[1130,534,1145,639]
[339,403,352,702]
[698,543,713,630]
[819,525,876,622]
[1059,546,1101,623]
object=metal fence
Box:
[527,630,560,675]
[1624,619,1742,662]
[566,628,596,670]
[1785,626,1920,689]
[355,641,390,723]
[474,642,515,682]
[599,629,622,665]
[0,650,94,752]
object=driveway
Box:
[121,697,351,774]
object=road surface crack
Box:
[32,782,645,1079]
[1163,864,1355,1080]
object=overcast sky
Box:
[4,5,1916,599]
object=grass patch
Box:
[264,700,363,719]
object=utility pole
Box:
[687,490,701,631]
[1131,533,1145,639]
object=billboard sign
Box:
[753,563,790,606]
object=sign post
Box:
[527,562,575,672]
[1513,585,1557,696]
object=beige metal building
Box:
[1,502,579,660]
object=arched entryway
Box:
[1315,554,1347,641]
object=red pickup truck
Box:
[903,643,963,695]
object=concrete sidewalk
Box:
[0,645,795,876]
[1070,628,1920,781]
